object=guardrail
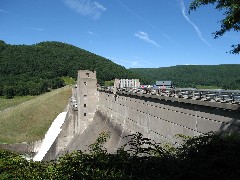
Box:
[99,87,240,111]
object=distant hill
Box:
[0,40,138,98]
[130,65,240,89]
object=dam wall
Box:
[42,70,240,160]
[97,91,240,145]
[44,90,240,160]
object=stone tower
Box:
[77,70,98,134]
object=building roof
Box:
[156,81,172,86]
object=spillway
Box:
[33,112,67,161]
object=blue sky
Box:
[0,0,239,68]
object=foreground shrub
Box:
[1,132,240,179]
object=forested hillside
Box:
[130,65,240,89]
[0,40,138,98]
[1,40,239,99]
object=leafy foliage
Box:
[189,0,240,54]
[0,41,139,98]
[130,64,240,89]
[104,80,114,87]
[1,132,240,179]
[61,76,76,85]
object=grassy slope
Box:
[0,86,72,143]
[0,96,35,111]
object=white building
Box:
[115,79,140,88]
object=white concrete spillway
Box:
[33,112,67,161]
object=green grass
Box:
[0,96,35,112]
[104,80,114,86]
[62,76,76,85]
[0,86,72,144]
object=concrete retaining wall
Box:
[42,90,240,160]
[41,67,240,160]
[98,91,240,145]
[43,110,131,161]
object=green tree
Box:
[0,41,140,97]
[51,78,65,89]
[189,0,240,54]
[0,84,3,96]
[3,86,15,99]
[0,40,6,52]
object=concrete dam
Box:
[39,70,240,161]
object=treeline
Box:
[1,132,240,179]
[130,64,240,89]
[0,40,138,98]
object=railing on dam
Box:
[99,87,240,111]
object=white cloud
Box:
[112,58,143,68]
[116,0,174,43]
[108,56,154,68]
[87,31,95,35]
[135,31,160,48]
[179,0,212,47]
[121,59,141,67]
[0,9,8,13]
[31,27,44,31]
[63,0,106,19]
